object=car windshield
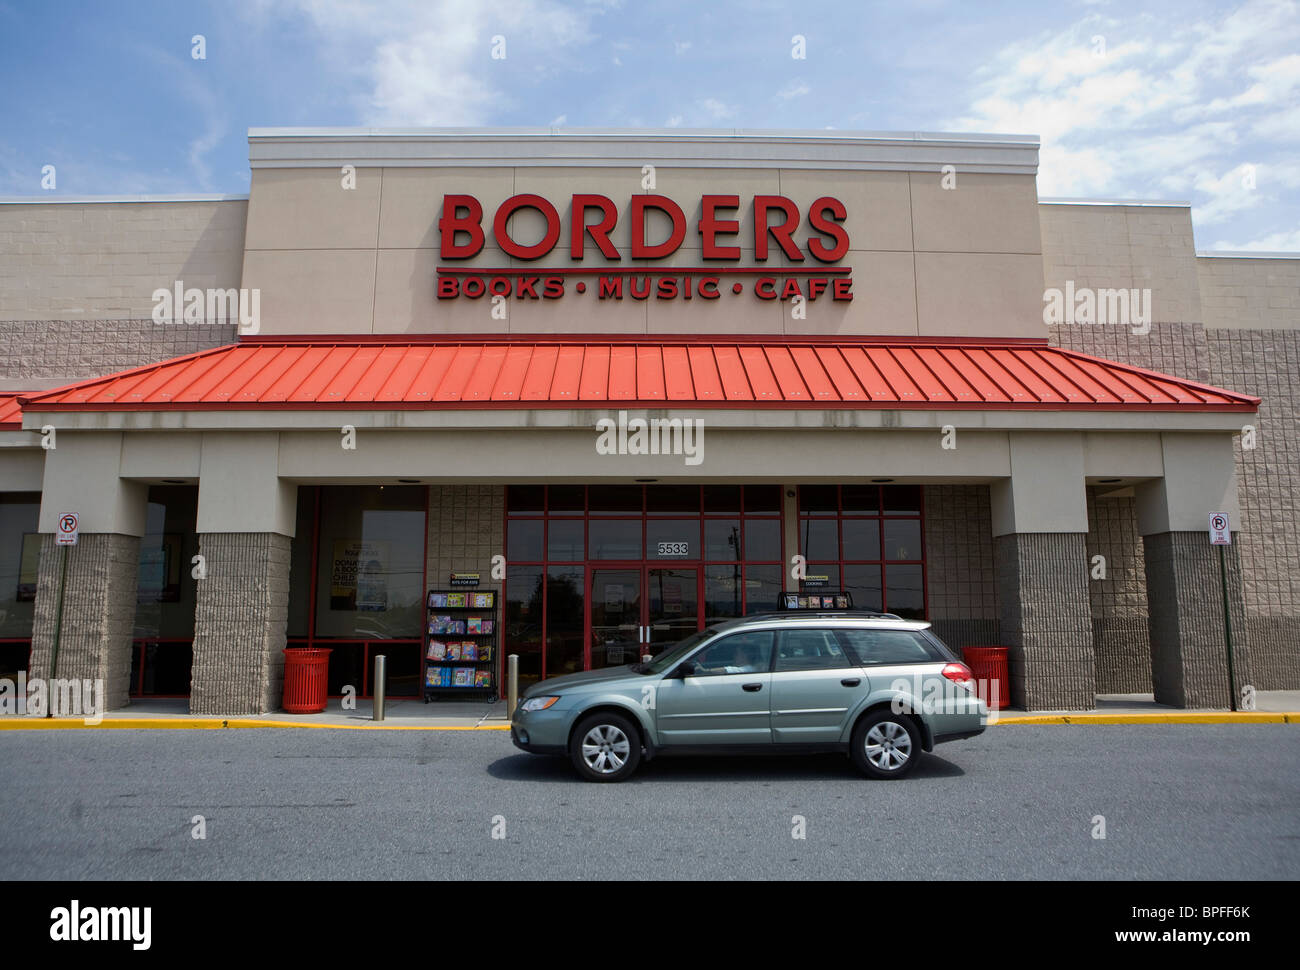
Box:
[635,629,716,674]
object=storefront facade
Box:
[1,128,1295,713]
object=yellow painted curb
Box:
[0,717,512,731]
[992,711,1296,725]
[4,713,1294,730]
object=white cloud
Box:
[134,43,227,190]
[551,114,567,126]
[1210,228,1300,251]
[266,0,597,125]
[775,80,810,104]
[665,115,683,127]
[1194,162,1264,225]
[674,40,692,56]
[698,97,733,120]
[951,0,1300,232]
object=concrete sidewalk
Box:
[1,691,1297,729]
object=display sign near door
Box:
[330,540,390,611]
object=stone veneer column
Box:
[1136,433,1252,710]
[1142,532,1252,709]
[189,533,292,715]
[993,533,1095,710]
[426,484,506,583]
[28,532,140,711]
[990,432,1095,711]
[28,431,147,712]
[190,432,297,716]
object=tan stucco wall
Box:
[0,199,247,321]
[1039,203,1203,324]
[1197,256,1300,331]
[241,166,1045,339]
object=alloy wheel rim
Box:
[864,720,913,770]
[581,725,631,774]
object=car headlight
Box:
[521,695,560,712]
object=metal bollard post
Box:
[373,654,386,721]
[507,654,519,716]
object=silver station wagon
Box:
[510,611,988,782]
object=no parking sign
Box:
[56,511,79,546]
[1208,512,1231,545]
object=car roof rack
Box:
[737,609,907,621]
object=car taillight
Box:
[942,663,975,690]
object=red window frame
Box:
[795,484,927,617]
[503,485,786,685]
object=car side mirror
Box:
[676,661,696,678]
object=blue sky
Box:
[1,0,1297,250]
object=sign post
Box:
[48,513,79,716]
[1208,512,1237,712]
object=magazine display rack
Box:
[779,591,854,610]
[423,589,499,701]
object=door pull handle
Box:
[742,683,763,692]
[841,678,861,687]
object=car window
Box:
[836,629,938,665]
[775,629,853,671]
[687,631,774,677]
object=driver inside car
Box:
[717,640,767,674]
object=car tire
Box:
[569,711,642,783]
[850,710,921,780]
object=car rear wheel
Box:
[850,710,920,779]
[569,712,642,782]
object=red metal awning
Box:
[13,336,1260,414]
[0,392,26,430]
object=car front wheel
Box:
[569,712,642,782]
[850,710,921,779]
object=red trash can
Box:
[282,647,332,713]
[961,646,1009,710]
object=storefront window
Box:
[129,485,198,696]
[798,484,926,618]
[0,493,40,678]
[504,484,786,674]
[588,518,642,559]
[313,485,425,639]
[545,566,584,678]
[546,519,584,560]
[288,490,315,638]
[133,486,199,640]
[504,565,543,688]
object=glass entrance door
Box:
[647,567,698,655]
[588,566,701,669]
[589,568,642,670]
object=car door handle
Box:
[841,678,861,687]
[742,683,763,692]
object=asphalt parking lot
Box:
[1,724,1296,880]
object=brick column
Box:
[191,432,297,716]
[29,430,148,713]
[1136,432,1251,710]
[994,532,1095,710]
[990,432,1095,711]
[190,533,292,715]
[28,533,140,710]
[1143,532,1252,709]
